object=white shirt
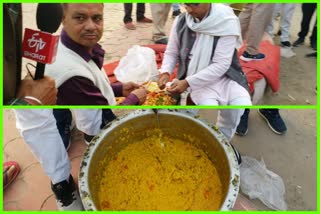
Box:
[160,17,249,105]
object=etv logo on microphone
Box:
[22,28,59,64]
[28,33,46,52]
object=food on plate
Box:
[142,82,176,105]
[115,82,176,105]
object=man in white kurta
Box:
[158,4,251,145]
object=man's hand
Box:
[157,72,170,89]
[131,88,148,104]
[167,79,189,94]
[122,82,140,97]
[16,76,57,105]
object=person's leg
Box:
[197,98,219,105]
[14,109,83,210]
[72,109,103,137]
[239,3,253,39]
[72,109,116,144]
[266,3,281,37]
[123,3,136,30]
[216,109,245,142]
[137,3,153,23]
[123,3,133,23]
[226,86,252,136]
[279,4,296,44]
[310,20,317,49]
[15,109,71,184]
[53,109,72,150]
[217,109,245,165]
[298,3,316,40]
[235,109,250,136]
[245,4,275,55]
[136,3,145,21]
[150,3,171,43]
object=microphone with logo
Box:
[22,3,63,80]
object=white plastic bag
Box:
[114,45,158,83]
[240,156,287,210]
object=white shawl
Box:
[186,3,242,76]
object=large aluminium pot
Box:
[79,110,240,210]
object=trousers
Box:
[239,4,275,55]
[150,3,171,41]
[15,109,114,184]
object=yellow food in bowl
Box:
[97,130,223,210]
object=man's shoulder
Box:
[46,44,95,87]
[48,43,88,70]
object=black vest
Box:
[175,14,249,91]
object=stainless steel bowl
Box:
[79,110,240,210]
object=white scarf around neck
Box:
[185,3,242,76]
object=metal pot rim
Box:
[79,109,240,211]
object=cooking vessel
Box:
[79,109,240,210]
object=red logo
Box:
[27,32,46,52]
[22,28,59,64]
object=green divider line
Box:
[2,105,318,109]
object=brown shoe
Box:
[137,17,153,23]
[125,22,136,30]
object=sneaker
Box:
[293,38,304,47]
[51,175,84,211]
[230,144,242,165]
[155,38,168,45]
[124,22,136,30]
[235,109,250,136]
[310,40,317,50]
[258,109,287,135]
[172,9,181,17]
[281,41,291,48]
[240,51,265,62]
[305,52,317,58]
[137,17,153,23]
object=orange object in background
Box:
[238,40,280,94]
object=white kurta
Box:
[160,14,251,105]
